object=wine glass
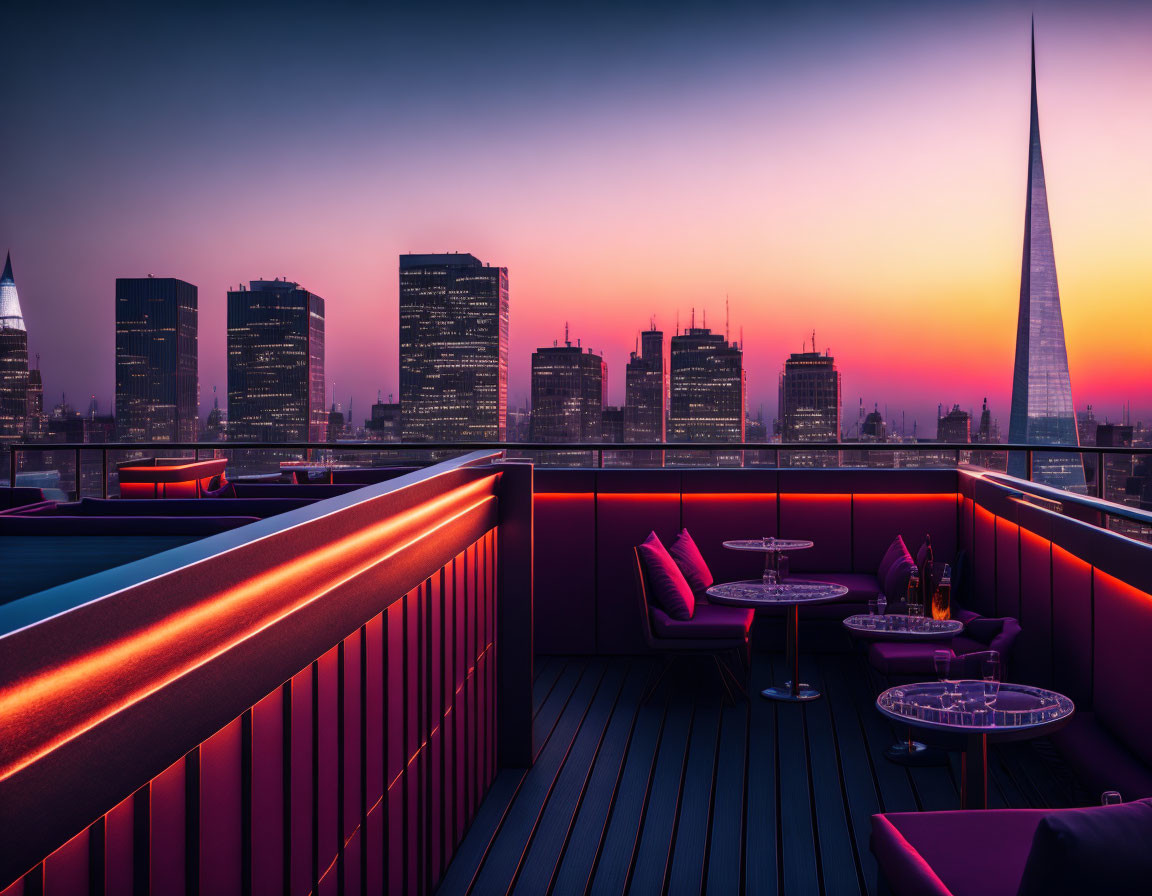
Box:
[934,650,956,705]
[982,654,1001,707]
[1102,791,1123,806]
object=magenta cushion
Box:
[650,603,753,640]
[637,531,695,621]
[1016,799,1152,895]
[877,535,911,583]
[668,528,714,596]
[882,554,914,603]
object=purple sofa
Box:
[872,800,1152,896]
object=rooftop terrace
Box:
[1,444,1150,894]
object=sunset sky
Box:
[3,0,1150,435]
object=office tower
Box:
[625,327,666,442]
[602,406,625,443]
[937,405,971,443]
[668,327,745,442]
[114,276,198,442]
[366,394,402,442]
[1007,26,1085,492]
[530,339,605,442]
[0,253,29,442]
[399,253,508,442]
[778,349,841,442]
[25,362,44,441]
[327,403,345,441]
[227,279,326,442]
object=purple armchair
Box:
[632,546,753,702]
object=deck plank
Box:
[437,650,1081,896]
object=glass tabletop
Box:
[722,539,814,553]
[843,614,964,639]
[876,681,1074,733]
[706,579,848,606]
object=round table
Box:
[842,615,964,641]
[707,580,848,702]
[845,615,966,763]
[722,538,814,577]
[876,681,1074,808]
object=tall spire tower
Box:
[0,252,30,440]
[1007,23,1085,492]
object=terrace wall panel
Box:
[1051,545,1093,707]
[995,521,1021,620]
[972,506,997,616]
[199,718,242,896]
[250,688,285,896]
[1093,571,1152,768]
[43,828,87,896]
[778,494,851,571]
[852,494,957,574]
[680,470,777,584]
[1017,528,1053,686]
[533,492,596,654]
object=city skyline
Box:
[3,3,1150,431]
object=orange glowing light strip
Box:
[0,475,499,783]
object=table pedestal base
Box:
[961,732,988,809]
[762,683,821,702]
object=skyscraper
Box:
[227,279,326,442]
[25,363,44,441]
[0,253,29,442]
[668,327,745,442]
[1007,25,1085,492]
[399,253,508,442]
[778,350,841,441]
[115,276,198,442]
[778,347,841,467]
[624,326,666,442]
[937,405,971,443]
[530,340,605,442]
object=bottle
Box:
[906,565,920,616]
[934,564,952,620]
[922,534,934,609]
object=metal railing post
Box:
[8,448,15,490]
[74,448,81,500]
[101,449,108,499]
[1096,451,1105,499]
[1026,450,1033,482]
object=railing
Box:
[0,451,534,893]
[7,440,1150,543]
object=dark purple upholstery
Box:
[651,603,753,641]
[788,571,882,603]
[868,615,1020,680]
[203,480,237,499]
[637,531,695,621]
[1052,713,1152,801]
[882,554,914,603]
[872,809,1053,896]
[668,529,714,597]
[1016,799,1152,895]
[0,516,259,536]
[878,535,911,584]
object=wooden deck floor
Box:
[437,652,1081,896]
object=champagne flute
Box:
[982,654,1001,708]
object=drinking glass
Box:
[1102,791,1123,806]
[876,593,887,617]
[982,655,1001,706]
[762,568,778,593]
[934,650,955,703]
[867,599,878,623]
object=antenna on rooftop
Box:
[725,295,730,343]
[565,321,570,347]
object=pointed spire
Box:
[1,252,12,283]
